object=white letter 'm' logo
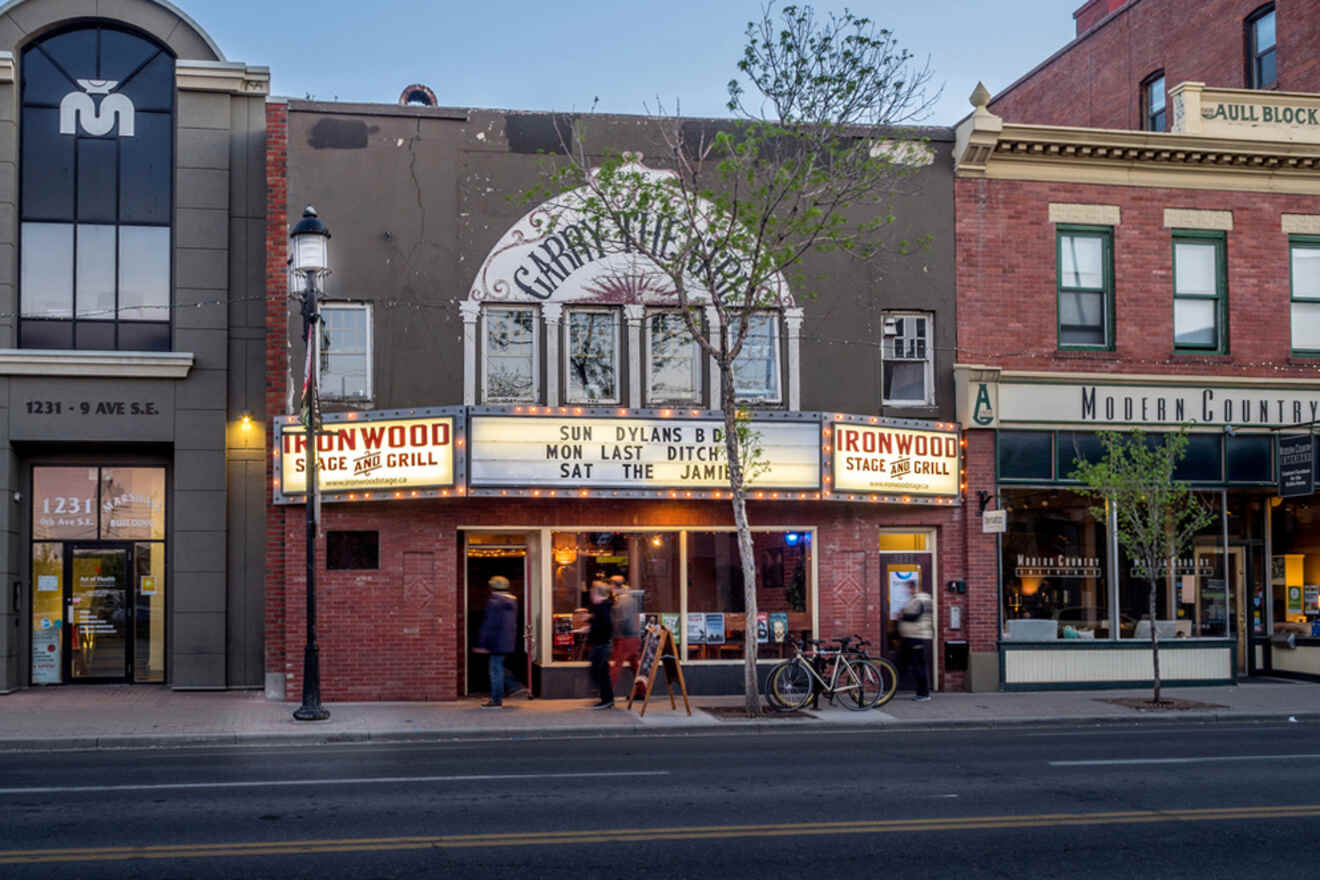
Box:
[59,79,135,137]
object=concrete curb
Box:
[1,710,1315,752]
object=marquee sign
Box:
[831,422,960,497]
[468,413,820,492]
[273,409,462,504]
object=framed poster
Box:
[888,570,919,620]
[769,612,789,643]
[756,612,769,643]
[704,613,726,645]
[686,613,707,645]
[660,612,680,635]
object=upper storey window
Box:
[1247,5,1277,89]
[1142,72,1166,131]
[20,25,174,351]
[1056,227,1113,350]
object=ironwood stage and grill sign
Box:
[831,423,960,496]
[279,416,456,495]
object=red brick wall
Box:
[265,101,289,683]
[274,498,971,701]
[991,0,1320,129]
[956,177,1319,379]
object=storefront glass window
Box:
[1270,497,1320,639]
[547,529,812,663]
[33,467,98,539]
[550,532,680,662]
[998,432,1053,481]
[100,468,166,539]
[686,531,811,661]
[1116,492,1222,638]
[1000,489,1109,639]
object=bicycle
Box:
[767,635,896,711]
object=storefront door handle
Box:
[66,604,72,624]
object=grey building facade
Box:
[0,0,267,691]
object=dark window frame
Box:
[326,530,380,570]
[18,23,175,352]
[1246,4,1277,89]
[1141,70,1166,131]
[1056,224,1114,351]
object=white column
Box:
[460,300,481,405]
[543,302,562,406]
[705,305,721,411]
[624,304,644,408]
[784,307,804,411]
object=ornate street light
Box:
[291,206,331,722]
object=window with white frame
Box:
[565,308,620,403]
[483,306,538,402]
[1290,237,1320,353]
[882,313,933,406]
[319,303,373,401]
[646,311,702,404]
[730,312,781,403]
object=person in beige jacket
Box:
[898,582,933,701]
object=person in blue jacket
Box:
[475,575,517,708]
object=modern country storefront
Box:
[267,407,967,700]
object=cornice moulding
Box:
[176,61,270,96]
[0,350,194,378]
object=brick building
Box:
[264,99,972,701]
[991,0,1320,131]
[954,2,1320,687]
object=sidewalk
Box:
[1,679,1316,751]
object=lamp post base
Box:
[292,704,331,722]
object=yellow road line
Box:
[3,805,1320,865]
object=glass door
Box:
[69,545,133,682]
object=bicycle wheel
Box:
[832,659,870,711]
[861,658,899,708]
[769,659,814,711]
[763,661,794,711]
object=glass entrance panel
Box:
[133,542,164,682]
[71,547,130,680]
[30,542,63,684]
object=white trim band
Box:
[0,350,193,378]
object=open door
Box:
[464,533,529,697]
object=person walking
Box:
[585,580,615,710]
[474,575,517,708]
[898,580,933,701]
[608,575,642,693]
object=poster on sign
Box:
[888,570,919,620]
[832,422,960,497]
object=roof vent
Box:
[399,84,437,107]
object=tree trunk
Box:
[721,371,760,717]
[1148,576,1161,704]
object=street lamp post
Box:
[291,206,331,722]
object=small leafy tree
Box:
[1071,430,1216,703]
[528,4,937,714]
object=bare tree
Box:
[1071,430,1216,704]
[531,3,939,714]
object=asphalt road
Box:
[1,721,1317,878]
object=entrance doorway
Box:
[1193,545,1247,672]
[29,465,167,685]
[464,533,529,697]
[32,542,164,684]
[879,531,936,691]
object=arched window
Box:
[20,25,174,350]
[1246,4,1277,89]
[1141,71,1166,132]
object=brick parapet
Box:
[265,101,289,678]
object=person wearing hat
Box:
[475,575,517,708]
